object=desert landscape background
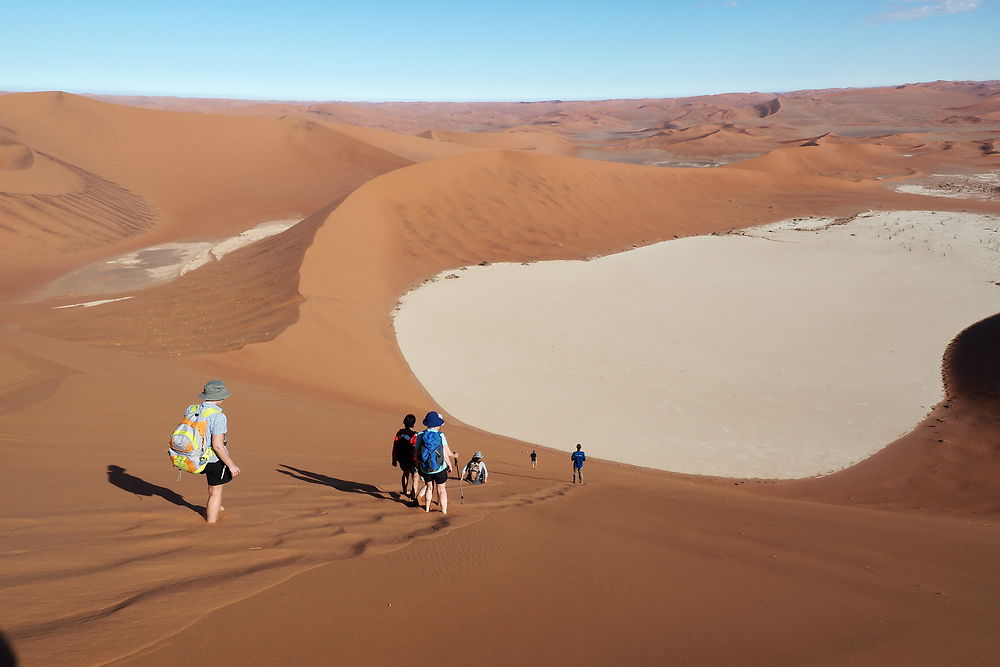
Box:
[1,80,999,666]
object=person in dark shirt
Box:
[391,414,418,499]
[530,450,537,469]
[571,444,586,484]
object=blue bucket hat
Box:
[422,411,445,427]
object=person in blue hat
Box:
[415,411,457,513]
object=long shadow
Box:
[106,465,204,517]
[277,464,412,506]
[0,629,17,667]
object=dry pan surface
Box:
[395,211,1000,478]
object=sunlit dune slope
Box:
[0,137,156,264]
[762,313,1000,513]
[426,128,577,156]
[218,150,924,408]
[728,141,917,181]
[0,92,413,244]
[303,119,480,162]
[0,137,81,194]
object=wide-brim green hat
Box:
[199,379,231,400]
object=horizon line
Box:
[3,78,998,106]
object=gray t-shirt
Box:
[201,402,228,463]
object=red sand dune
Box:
[426,128,577,156]
[1,82,1000,666]
[728,140,918,181]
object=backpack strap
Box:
[200,405,222,459]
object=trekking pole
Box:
[458,469,464,504]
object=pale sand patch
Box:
[36,218,301,298]
[895,172,999,199]
[394,211,1000,478]
[52,297,133,309]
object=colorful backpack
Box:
[418,430,445,474]
[168,404,220,473]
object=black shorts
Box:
[419,469,448,485]
[201,460,234,486]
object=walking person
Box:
[416,411,456,513]
[391,414,419,500]
[530,449,537,469]
[198,380,240,523]
[571,444,585,484]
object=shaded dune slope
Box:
[21,201,338,356]
[761,313,1000,513]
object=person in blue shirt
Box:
[571,444,586,484]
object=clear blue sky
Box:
[4,0,998,101]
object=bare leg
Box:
[206,484,224,523]
[438,483,449,515]
[424,481,435,512]
[400,471,409,495]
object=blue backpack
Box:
[419,430,444,474]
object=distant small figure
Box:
[463,451,488,484]
[416,411,457,513]
[571,444,585,484]
[530,449,537,469]
[391,414,419,500]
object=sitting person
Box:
[462,451,489,484]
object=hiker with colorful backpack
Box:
[391,413,419,500]
[462,451,488,484]
[167,380,240,523]
[416,411,456,514]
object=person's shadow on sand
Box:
[0,629,17,667]
[106,465,203,517]
[277,464,411,506]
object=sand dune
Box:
[0,145,82,195]
[730,141,916,181]
[0,92,412,245]
[2,82,1000,666]
[427,128,577,155]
